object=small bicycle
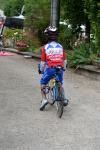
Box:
[42,66,65,118]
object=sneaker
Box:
[63,99,69,106]
[40,99,48,111]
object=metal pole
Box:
[50,0,60,28]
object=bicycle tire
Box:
[57,96,64,118]
[55,84,64,118]
[47,88,55,105]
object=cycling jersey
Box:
[41,41,66,68]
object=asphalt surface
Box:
[0,54,100,150]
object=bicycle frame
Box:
[43,67,63,101]
[42,66,64,118]
[51,67,64,118]
[51,78,60,100]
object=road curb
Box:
[4,48,41,59]
[75,65,100,81]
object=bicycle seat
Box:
[54,66,63,73]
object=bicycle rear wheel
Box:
[55,85,64,118]
[56,96,64,118]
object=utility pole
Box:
[50,0,60,29]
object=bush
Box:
[68,42,100,68]
[58,25,73,49]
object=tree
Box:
[61,0,100,45]
[60,0,88,47]
[83,0,100,48]
[24,0,51,44]
[0,0,7,9]
[61,0,85,29]
[4,0,24,17]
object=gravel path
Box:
[0,54,100,150]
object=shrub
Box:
[68,42,100,68]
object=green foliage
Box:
[4,0,24,16]
[3,0,100,62]
[68,42,100,68]
[27,39,41,53]
[58,24,73,49]
[0,0,7,9]
[62,0,85,28]
[24,0,50,45]
[3,28,30,50]
[4,28,23,39]
[83,0,100,49]
[61,0,100,49]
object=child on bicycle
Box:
[38,26,69,111]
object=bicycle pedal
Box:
[48,100,54,105]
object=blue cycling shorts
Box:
[40,68,64,85]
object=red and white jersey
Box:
[41,41,66,68]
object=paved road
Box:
[0,54,100,150]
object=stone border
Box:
[75,65,100,81]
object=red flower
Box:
[16,41,29,48]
